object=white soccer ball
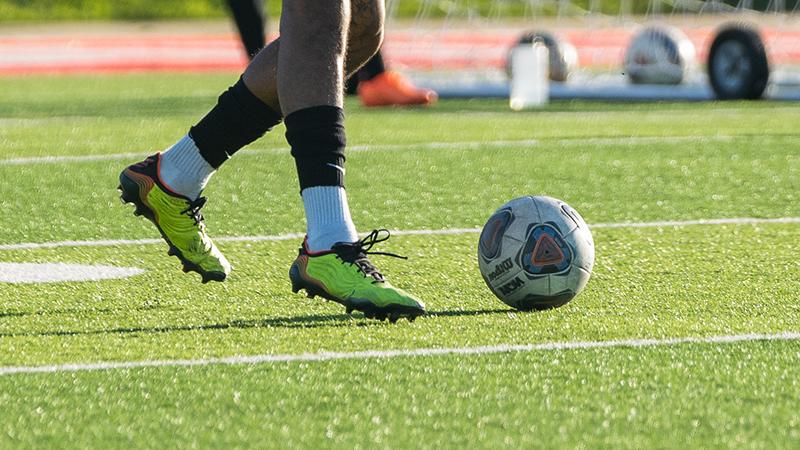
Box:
[507,31,579,82]
[624,25,696,85]
[477,196,594,311]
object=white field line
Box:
[1,332,797,376]
[1,217,799,252]
[0,151,148,165]
[0,262,143,283]
[0,117,97,126]
[0,135,732,166]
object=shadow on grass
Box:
[0,304,178,320]
[0,96,216,119]
[0,308,513,338]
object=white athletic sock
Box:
[158,134,216,200]
[302,186,359,252]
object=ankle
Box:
[158,135,216,200]
[302,186,358,252]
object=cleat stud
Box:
[346,307,353,315]
[306,292,315,299]
[408,316,417,323]
[182,266,190,273]
[389,316,399,324]
[291,287,299,294]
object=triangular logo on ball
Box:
[531,234,564,266]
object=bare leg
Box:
[276,0,348,113]
[242,0,384,114]
[165,0,384,188]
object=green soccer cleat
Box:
[118,154,230,283]
[289,230,426,322]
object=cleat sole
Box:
[288,273,424,322]
[288,260,424,322]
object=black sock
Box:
[357,51,387,82]
[344,76,359,96]
[285,106,346,191]
[226,0,267,59]
[189,77,282,168]
[346,50,388,94]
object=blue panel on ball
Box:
[479,209,512,260]
[520,224,572,275]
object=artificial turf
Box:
[0,73,798,448]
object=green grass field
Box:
[1,73,799,448]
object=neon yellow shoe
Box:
[118,154,230,283]
[289,230,426,322]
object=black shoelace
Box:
[180,197,207,225]
[332,229,407,283]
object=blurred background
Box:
[1,0,799,100]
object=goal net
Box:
[382,0,800,101]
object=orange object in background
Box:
[357,70,438,107]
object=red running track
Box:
[1,28,797,74]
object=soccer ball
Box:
[506,31,579,82]
[624,25,696,85]
[477,196,594,311]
